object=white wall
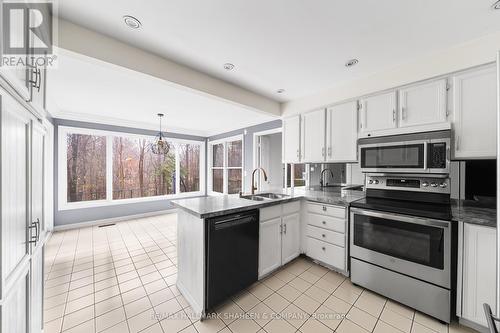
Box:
[282,31,500,116]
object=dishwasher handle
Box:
[212,213,257,230]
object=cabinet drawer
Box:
[307,203,345,218]
[260,205,281,221]
[306,225,344,247]
[307,213,345,233]
[283,200,301,215]
[306,237,345,271]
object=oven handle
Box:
[350,207,450,228]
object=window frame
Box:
[58,126,206,210]
[208,134,244,195]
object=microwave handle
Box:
[423,142,428,170]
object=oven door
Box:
[350,208,451,288]
[359,140,427,173]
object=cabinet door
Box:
[462,224,496,327]
[453,67,497,159]
[398,79,448,128]
[1,94,31,281]
[31,121,45,246]
[359,91,397,136]
[259,217,282,278]
[326,101,358,162]
[301,109,325,162]
[1,267,30,333]
[281,213,300,265]
[30,244,44,333]
[282,115,301,163]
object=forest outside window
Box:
[209,136,243,194]
[59,127,205,209]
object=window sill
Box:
[58,191,204,211]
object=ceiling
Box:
[57,0,500,102]
[48,51,277,137]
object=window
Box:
[209,136,243,194]
[112,137,175,199]
[285,163,307,188]
[59,127,205,209]
[66,133,107,202]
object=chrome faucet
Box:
[251,168,268,194]
[320,169,334,188]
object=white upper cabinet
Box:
[359,91,397,137]
[301,109,326,163]
[452,66,497,159]
[398,79,448,129]
[283,115,301,163]
[326,101,358,162]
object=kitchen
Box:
[0,1,499,333]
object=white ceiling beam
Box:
[56,19,281,117]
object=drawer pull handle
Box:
[321,247,326,251]
[322,206,327,211]
[322,234,326,238]
[322,221,326,225]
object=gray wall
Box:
[208,119,282,192]
[54,118,206,227]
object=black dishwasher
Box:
[205,209,259,310]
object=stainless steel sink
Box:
[240,195,266,201]
[255,193,289,199]
[240,193,289,201]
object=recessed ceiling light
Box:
[276,89,285,94]
[123,15,142,29]
[223,63,235,71]
[345,59,359,67]
[492,0,500,9]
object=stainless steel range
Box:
[350,132,456,323]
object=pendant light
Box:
[151,113,170,155]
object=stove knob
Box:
[430,182,438,187]
[422,182,429,187]
[368,180,373,184]
[439,183,448,188]
[374,180,379,185]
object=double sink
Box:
[240,193,290,201]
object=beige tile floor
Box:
[43,213,477,333]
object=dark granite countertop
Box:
[171,187,365,219]
[451,199,496,228]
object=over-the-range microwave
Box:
[359,130,450,174]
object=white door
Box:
[281,213,300,265]
[1,94,31,282]
[452,66,497,159]
[1,267,30,333]
[282,115,301,163]
[31,121,45,244]
[258,217,282,278]
[326,101,358,162]
[398,79,448,129]
[461,224,496,327]
[359,91,397,136]
[30,244,44,333]
[301,109,326,162]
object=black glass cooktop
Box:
[350,197,452,221]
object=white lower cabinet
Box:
[259,202,301,278]
[305,202,347,272]
[1,267,30,333]
[459,223,496,328]
[30,244,44,333]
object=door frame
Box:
[252,128,282,189]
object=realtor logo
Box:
[2,1,53,55]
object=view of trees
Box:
[66,131,203,204]
[66,133,107,202]
[112,137,176,199]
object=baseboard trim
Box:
[53,209,178,231]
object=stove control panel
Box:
[365,174,450,194]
